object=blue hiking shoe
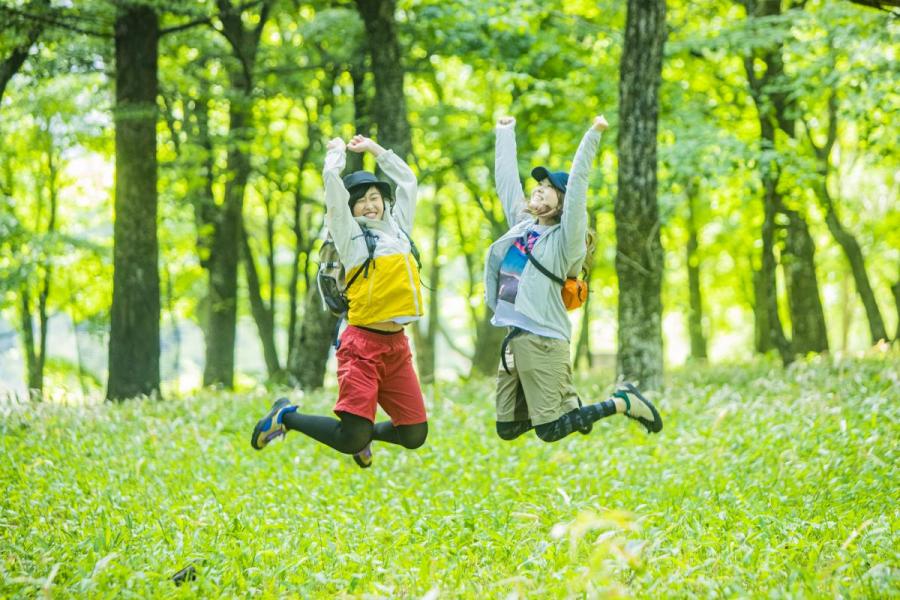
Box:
[251,397,297,450]
[352,443,373,469]
[615,383,663,434]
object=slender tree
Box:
[202,0,273,388]
[615,0,666,390]
[804,88,887,345]
[685,179,708,361]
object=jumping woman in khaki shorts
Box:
[484,114,663,442]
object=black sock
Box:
[534,400,617,443]
[372,420,428,449]
[496,420,533,441]
[282,411,373,454]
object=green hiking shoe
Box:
[251,397,297,450]
[615,383,663,434]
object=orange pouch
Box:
[562,278,588,311]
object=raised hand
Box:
[347,134,386,157]
[497,116,515,127]
[327,137,345,152]
[592,115,609,132]
[347,135,373,153]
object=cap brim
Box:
[531,166,566,193]
[531,166,551,183]
[348,181,392,200]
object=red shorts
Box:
[334,325,427,425]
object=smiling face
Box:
[528,178,562,218]
[351,186,386,220]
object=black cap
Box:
[342,171,392,206]
[531,166,569,194]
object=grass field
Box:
[1,354,898,598]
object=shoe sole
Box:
[251,398,290,450]
[353,446,373,469]
[623,383,663,434]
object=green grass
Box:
[1,354,898,598]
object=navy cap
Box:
[531,166,568,194]
[342,171,392,205]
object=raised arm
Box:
[348,134,418,231]
[560,116,607,259]
[495,117,529,227]
[322,137,359,259]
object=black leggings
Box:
[282,410,427,454]
[496,399,617,443]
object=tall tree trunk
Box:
[780,208,829,354]
[203,0,271,388]
[241,226,281,378]
[202,99,245,388]
[471,314,506,378]
[289,285,339,389]
[755,171,791,362]
[573,292,593,371]
[891,280,900,344]
[574,210,599,371]
[805,89,888,345]
[741,0,792,365]
[686,183,707,360]
[34,138,57,397]
[354,0,411,159]
[819,191,887,344]
[614,0,666,390]
[107,5,160,400]
[348,63,369,173]
[412,201,442,383]
[19,289,39,397]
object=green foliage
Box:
[1,355,897,597]
[1,0,897,391]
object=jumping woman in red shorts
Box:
[251,134,427,469]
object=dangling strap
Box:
[332,315,345,349]
[500,326,526,374]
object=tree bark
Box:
[574,210,599,371]
[412,201,442,383]
[289,285,339,389]
[354,0,412,159]
[780,208,829,354]
[686,182,708,361]
[891,279,900,344]
[805,90,888,345]
[0,0,46,104]
[19,289,39,397]
[614,0,666,390]
[741,0,793,365]
[203,0,271,388]
[819,190,887,344]
[241,227,281,378]
[348,63,369,173]
[470,314,506,378]
[107,5,161,401]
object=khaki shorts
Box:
[495,331,580,426]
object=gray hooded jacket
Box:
[484,123,602,341]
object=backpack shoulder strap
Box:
[397,225,422,269]
[345,224,379,290]
[523,240,566,286]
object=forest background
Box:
[0,0,897,401]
